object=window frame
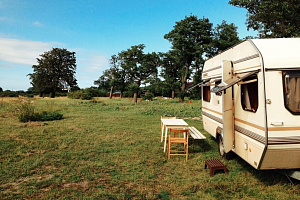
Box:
[202,84,211,102]
[240,74,259,113]
[282,70,300,115]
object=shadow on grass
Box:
[231,153,296,185]
[188,138,214,153]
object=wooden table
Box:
[161,119,188,152]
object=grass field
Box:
[0,97,299,199]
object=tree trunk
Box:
[133,92,138,104]
[171,90,175,99]
[109,85,114,99]
[50,91,56,98]
[179,62,189,102]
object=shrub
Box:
[142,92,154,101]
[39,111,63,121]
[0,90,18,97]
[17,99,63,122]
[68,90,92,100]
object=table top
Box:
[161,118,188,126]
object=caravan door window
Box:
[240,75,258,112]
[283,71,300,114]
[203,85,211,102]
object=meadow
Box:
[0,97,299,199]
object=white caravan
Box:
[201,38,300,170]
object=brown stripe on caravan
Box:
[268,136,300,145]
[202,65,222,73]
[202,111,266,144]
[234,65,261,73]
[235,125,265,144]
[232,54,260,64]
[202,111,223,124]
[268,126,300,131]
[235,118,265,131]
[202,107,222,116]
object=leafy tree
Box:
[0,87,3,93]
[164,15,213,101]
[94,55,130,98]
[107,55,119,99]
[159,51,182,99]
[28,48,77,98]
[94,68,112,93]
[209,20,241,57]
[229,0,300,37]
[118,44,159,103]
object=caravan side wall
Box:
[261,73,300,168]
[202,40,265,169]
[202,38,300,170]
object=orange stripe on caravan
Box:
[268,127,300,131]
[234,65,261,73]
[202,107,222,116]
[235,118,265,131]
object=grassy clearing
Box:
[0,97,299,199]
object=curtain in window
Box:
[243,85,251,110]
[289,77,300,112]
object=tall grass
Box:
[0,97,299,199]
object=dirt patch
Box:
[63,181,89,190]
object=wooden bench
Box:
[205,159,228,177]
[188,126,206,152]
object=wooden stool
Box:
[205,159,228,177]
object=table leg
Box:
[164,126,168,152]
[161,123,165,142]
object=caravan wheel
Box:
[218,134,225,157]
[218,134,231,159]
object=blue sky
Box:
[0,0,257,91]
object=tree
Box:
[0,87,3,93]
[94,68,113,94]
[94,55,119,99]
[118,44,159,103]
[28,48,77,98]
[209,20,241,57]
[94,55,130,98]
[159,51,182,99]
[229,0,300,38]
[164,15,213,101]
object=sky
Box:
[0,0,257,91]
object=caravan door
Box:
[221,60,234,153]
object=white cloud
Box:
[77,51,109,73]
[75,51,110,88]
[0,16,13,23]
[0,37,61,66]
[33,21,43,27]
[0,37,109,89]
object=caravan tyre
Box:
[218,134,225,157]
[218,134,231,159]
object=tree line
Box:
[2,1,296,100]
[94,16,240,103]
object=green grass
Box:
[0,97,299,199]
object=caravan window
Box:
[203,85,211,102]
[283,71,300,115]
[240,75,258,112]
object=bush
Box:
[17,100,63,122]
[68,90,92,100]
[142,92,154,101]
[39,111,63,121]
[0,90,18,97]
[68,87,108,100]
[18,110,63,123]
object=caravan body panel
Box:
[202,38,300,170]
